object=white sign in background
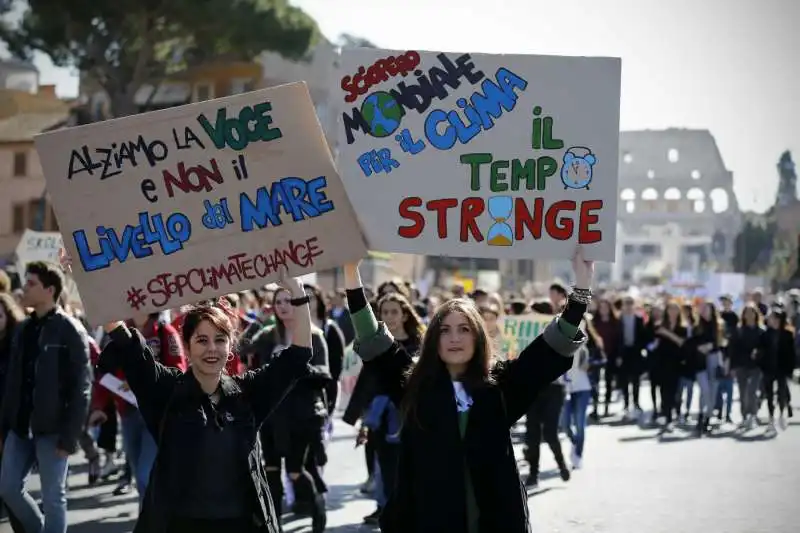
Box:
[336,49,621,261]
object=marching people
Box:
[0,261,93,533]
[342,246,593,533]
[758,308,796,431]
[96,268,313,533]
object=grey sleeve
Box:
[542,318,588,357]
[353,322,395,362]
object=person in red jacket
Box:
[89,312,185,503]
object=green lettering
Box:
[542,117,564,149]
[537,156,558,190]
[253,102,282,142]
[511,159,536,191]
[460,153,493,191]
[490,160,509,192]
[197,108,228,149]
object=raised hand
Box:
[571,245,595,289]
[276,264,305,298]
[58,247,72,274]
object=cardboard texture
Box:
[35,82,366,324]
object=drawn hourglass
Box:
[487,196,514,246]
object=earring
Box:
[226,353,235,362]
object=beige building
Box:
[0,86,71,273]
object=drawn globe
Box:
[361,91,402,138]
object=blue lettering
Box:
[424,109,456,150]
[72,211,191,272]
[447,110,480,144]
[495,67,528,100]
[239,176,335,232]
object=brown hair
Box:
[377,292,425,344]
[740,303,763,328]
[0,293,25,348]
[181,305,237,346]
[25,261,64,302]
[401,298,493,429]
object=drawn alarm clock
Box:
[560,146,597,190]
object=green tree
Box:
[0,0,318,116]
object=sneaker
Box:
[778,415,788,431]
[112,480,132,496]
[571,452,583,470]
[88,456,101,486]
[558,463,571,481]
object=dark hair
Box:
[181,305,237,346]
[377,279,405,298]
[508,299,528,315]
[304,283,327,323]
[549,283,567,297]
[25,261,64,302]
[377,292,425,344]
[531,300,554,315]
[401,298,493,429]
[740,303,763,328]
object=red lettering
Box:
[514,197,544,240]
[545,200,576,240]
[341,51,421,103]
[460,197,485,242]
[579,200,603,244]
[427,198,458,239]
[398,197,424,238]
[162,158,223,198]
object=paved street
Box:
[2,383,798,533]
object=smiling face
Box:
[187,319,232,377]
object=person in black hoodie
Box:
[250,287,330,533]
[730,304,764,430]
[95,269,312,533]
[342,245,592,533]
[758,308,796,432]
[652,302,687,433]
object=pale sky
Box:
[26,0,799,213]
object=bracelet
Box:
[290,295,310,307]
[570,287,593,305]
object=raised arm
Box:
[343,262,413,407]
[495,246,593,426]
[99,322,181,418]
[241,268,313,424]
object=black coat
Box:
[99,325,311,533]
[357,322,583,533]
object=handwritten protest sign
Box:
[35,82,366,324]
[15,229,81,305]
[500,313,555,359]
[335,49,621,261]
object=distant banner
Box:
[500,313,554,359]
[15,229,81,305]
[35,82,366,324]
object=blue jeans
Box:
[565,391,592,457]
[678,377,694,415]
[0,432,69,533]
[120,410,158,505]
[715,377,734,417]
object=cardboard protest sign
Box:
[335,49,621,261]
[500,313,555,359]
[15,229,81,305]
[35,82,366,325]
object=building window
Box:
[230,78,253,95]
[12,203,25,232]
[668,148,680,163]
[13,152,27,177]
[11,199,59,233]
[193,82,215,102]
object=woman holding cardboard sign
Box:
[343,245,593,533]
[62,249,313,533]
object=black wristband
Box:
[345,288,369,314]
[290,295,310,307]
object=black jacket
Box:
[0,308,92,453]
[355,319,584,533]
[100,325,312,533]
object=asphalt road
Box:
[2,383,798,533]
